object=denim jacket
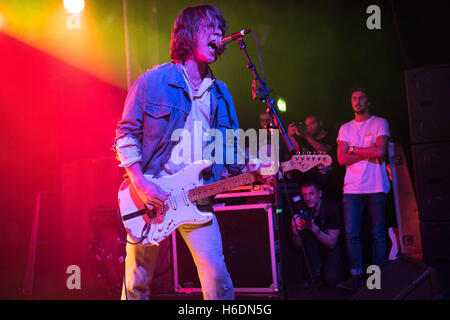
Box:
[114,62,245,184]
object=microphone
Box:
[220,29,251,47]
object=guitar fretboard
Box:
[188,154,330,202]
[188,172,257,202]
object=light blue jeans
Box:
[342,193,387,275]
[122,214,234,300]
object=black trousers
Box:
[301,232,346,286]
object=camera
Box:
[295,121,308,134]
[292,195,313,221]
[294,207,314,222]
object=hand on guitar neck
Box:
[245,158,276,184]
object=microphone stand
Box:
[236,38,317,290]
[236,39,294,154]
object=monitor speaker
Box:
[352,255,438,300]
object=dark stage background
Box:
[0,0,449,299]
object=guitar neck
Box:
[188,158,291,202]
[188,154,330,202]
[188,171,257,202]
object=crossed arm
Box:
[337,135,389,166]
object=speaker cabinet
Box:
[406,64,450,145]
[420,221,450,298]
[352,255,438,300]
[411,142,450,221]
[172,203,279,293]
[407,64,450,299]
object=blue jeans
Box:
[342,193,387,275]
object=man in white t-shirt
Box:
[336,88,390,291]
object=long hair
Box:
[170,5,227,63]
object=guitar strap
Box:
[122,209,146,222]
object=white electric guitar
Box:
[118,154,332,245]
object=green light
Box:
[277,97,287,112]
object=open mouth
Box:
[208,41,218,51]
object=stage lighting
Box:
[63,0,85,14]
[277,97,287,112]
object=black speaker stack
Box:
[405,64,450,299]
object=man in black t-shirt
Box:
[288,115,334,155]
[292,179,345,286]
[287,115,343,197]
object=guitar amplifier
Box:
[172,186,280,294]
[213,183,274,205]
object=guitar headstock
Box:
[282,153,332,173]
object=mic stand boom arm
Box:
[236,38,296,155]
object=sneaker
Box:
[336,275,365,291]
